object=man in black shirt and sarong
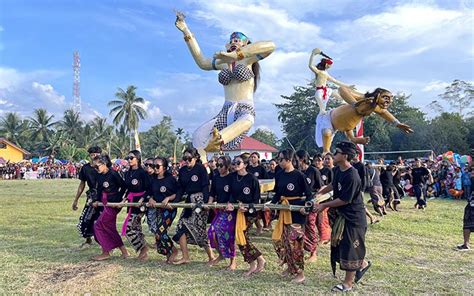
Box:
[314,141,370,292]
[72,146,102,249]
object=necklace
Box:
[237,173,246,182]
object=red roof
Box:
[224,136,278,152]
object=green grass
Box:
[0,179,473,295]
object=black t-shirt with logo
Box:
[301,165,323,192]
[332,166,367,228]
[78,163,98,190]
[271,170,312,225]
[210,174,233,203]
[177,164,210,203]
[320,167,334,185]
[96,170,126,203]
[150,174,179,203]
[247,165,269,180]
[229,172,260,216]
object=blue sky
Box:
[0,0,473,137]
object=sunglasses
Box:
[125,156,135,161]
[93,163,104,170]
[232,160,242,166]
[182,156,193,162]
[217,163,226,168]
[144,163,155,168]
[153,164,162,169]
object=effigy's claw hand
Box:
[397,123,414,134]
[312,48,321,55]
[174,10,187,32]
[205,128,223,152]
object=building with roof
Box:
[0,138,31,163]
[207,136,278,161]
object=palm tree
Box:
[91,116,113,154]
[0,112,28,146]
[45,131,65,156]
[59,109,83,143]
[173,127,185,163]
[28,109,57,152]
[108,85,147,150]
[111,125,130,158]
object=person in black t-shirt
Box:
[271,149,312,284]
[72,146,102,249]
[207,156,237,270]
[247,152,269,233]
[411,158,433,209]
[147,156,180,263]
[226,153,266,276]
[91,154,128,261]
[122,150,150,260]
[173,148,215,265]
[314,141,370,292]
[296,150,324,263]
[267,159,279,179]
[352,155,380,224]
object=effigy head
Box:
[226,32,250,52]
[316,58,333,70]
[371,88,393,109]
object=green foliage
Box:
[250,128,278,148]
[140,116,186,159]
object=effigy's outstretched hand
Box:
[214,51,237,63]
[312,48,321,55]
[205,128,223,152]
[397,123,414,134]
[175,10,188,32]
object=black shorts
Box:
[463,204,474,231]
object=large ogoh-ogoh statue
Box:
[316,86,414,154]
[175,12,275,161]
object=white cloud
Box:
[422,80,450,92]
[31,82,66,107]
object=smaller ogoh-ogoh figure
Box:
[316,86,414,154]
[175,11,275,160]
[309,48,353,115]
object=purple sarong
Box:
[208,210,236,258]
[94,192,124,252]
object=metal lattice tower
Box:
[73,51,81,113]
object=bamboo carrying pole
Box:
[96,192,333,213]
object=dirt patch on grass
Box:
[25,261,122,294]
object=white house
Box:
[207,136,278,161]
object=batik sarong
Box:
[172,193,209,247]
[274,224,305,275]
[208,210,236,258]
[147,207,177,257]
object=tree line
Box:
[1,80,472,161]
[0,86,189,161]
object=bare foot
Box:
[255,257,266,273]
[92,253,110,261]
[292,273,305,284]
[226,262,237,271]
[138,246,149,261]
[306,253,318,263]
[167,249,179,264]
[173,258,191,265]
[321,240,330,245]
[120,253,129,259]
[280,269,290,278]
[208,255,224,266]
[244,262,257,277]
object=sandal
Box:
[355,260,371,283]
[331,283,352,292]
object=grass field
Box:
[0,179,473,295]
